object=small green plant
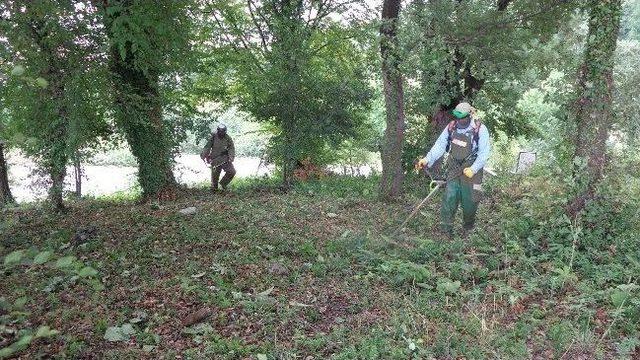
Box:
[550,266,578,291]
[0,325,60,358]
[547,321,574,355]
[378,259,432,288]
[436,278,462,296]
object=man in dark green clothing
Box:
[200,124,236,191]
[417,102,491,235]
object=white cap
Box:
[454,102,474,114]
[217,123,227,131]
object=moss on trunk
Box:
[569,0,622,215]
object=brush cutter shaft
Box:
[395,182,443,233]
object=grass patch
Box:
[1,175,638,358]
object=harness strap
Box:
[446,119,481,152]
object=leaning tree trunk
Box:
[379,0,405,200]
[569,0,622,215]
[0,141,15,206]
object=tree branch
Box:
[453,0,576,46]
[247,0,269,50]
[308,0,361,29]
[309,34,357,56]
[211,9,265,73]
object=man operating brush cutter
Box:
[416,102,491,237]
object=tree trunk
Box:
[26,10,70,212]
[497,0,513,11]
[111,64,177,199]
[379,0,405,200]
[46,102,69,211]
[49,164,66,210]
[43,73,69,211]
[103,2,176,201]
[569,0,622,215]
[0,141,15,206]
[74,153,82,198]
[281,96,297,189]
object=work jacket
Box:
[201,133,235,167]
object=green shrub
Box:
[378,259,433,288]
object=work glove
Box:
[415,158,428,171]
[463,167,474,178]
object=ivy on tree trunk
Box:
[379,0,405,200]
[29,16,70,212]
[110,60,176,199]
[569,0,622,215]
[44,76,69,211]
[103,1,177,200]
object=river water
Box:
[6,153,378,203]
[6,154,273,203]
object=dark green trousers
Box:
[211,162,236,189]
[441,178,479,234]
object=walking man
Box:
[417,102,491,236]
[201,124,236,191]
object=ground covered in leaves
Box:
[1,177,639,359]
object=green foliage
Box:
[378,259,432,288]
[435,278,462,295]
[0,1,638,357]
[202,334,257,358]
[2,173,639,357]
[33,251,52,265]
[3,249,24,267]
[104,323,136,342]
[290,175,378,199]
[0,245,102,358]
[547,321,574,353]
[332,333,405,359]
[613,38,640,143]
[55,255,77,269]
[396,1,584,174]
[1,1,111,208]
[0,326,59,359]
[515,70,574,167]
[400,0,579,133]
[101,0,197,197]
[207,0,374,184]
